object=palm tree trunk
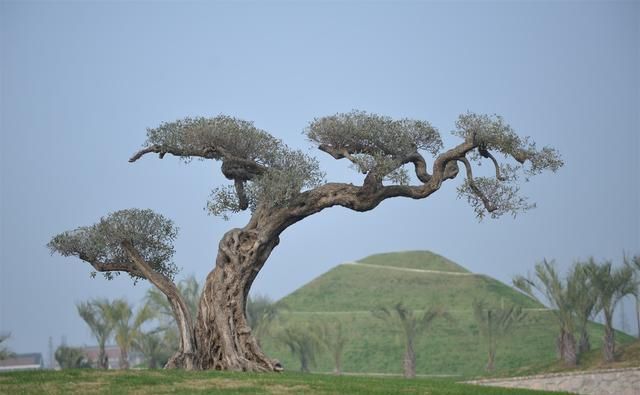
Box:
[98,344,108,369]
[636,295,640,339]
[120,347,129,369]
[333,350,342,375]
[558,329,577,367]
[486,347,496,372]
[403,340,416,378]
[578,327,591,355]
[603,317,616,362]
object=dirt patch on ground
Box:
[266,384,312,394]
[127,378,258,394]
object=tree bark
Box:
[603,320,616,363]
[120,347,129,369]
[557,329,577,367]
[333,351,342,375]
[635,296,640,339]
[578,328,591,355]
[121,241,197,370]
[486,338,496,372]
[194,229,282,372]
[404,339,416,378]
[98,347,108,369]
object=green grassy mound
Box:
[266,251,635,377]
[0,369,565,394]
[358,251,470,272]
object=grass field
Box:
[0,370,567,394]
[264,251,635,377]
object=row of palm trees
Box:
[71,276,201,369]
[513,255,639,366]
[75,298,154,369]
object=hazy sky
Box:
[1,1,638,358]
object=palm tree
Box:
[372,303,451,378]
[0,333,14,360]
[472,300,527,371]
[585,260,636,362]
[108,299,154,369]
[513,259,578,366]
[567,260,599,355]
[246,294,283,345]
[314,320,349,375]
[77,299,115,369]
[624,254,640,339]
[276,323,321,373]
[134,328,170,369]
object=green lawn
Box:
[0,369,566,394]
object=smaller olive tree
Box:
[48,209,195,369]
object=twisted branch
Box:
[459,157,497,213]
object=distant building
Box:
[81,345,144,369]
[0,353,44,371]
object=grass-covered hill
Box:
[262,251,635,377]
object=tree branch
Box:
[129,145,220,163]
[482,150,507,181]
[459,157,497,213]
[401,152,431,183]
[80,255,145,278]
[121,240,197,365]
[318,144,366,173]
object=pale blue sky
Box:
[1,1,638,358]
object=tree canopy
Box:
[48,209,178,281]
[129,111,563,220]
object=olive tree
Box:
[49,111,561,371]
[48,209,196,369]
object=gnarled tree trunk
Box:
[122,241,197,370]
[194,229,282,371]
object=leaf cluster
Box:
[48,209,179,281]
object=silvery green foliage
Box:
[453,113,563,175]
[457,163,534,219]
[147,116,280,164]
[305,110,443,177]
[48,209,178,281]
[145,115,324,218]
[452,113,563,219]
